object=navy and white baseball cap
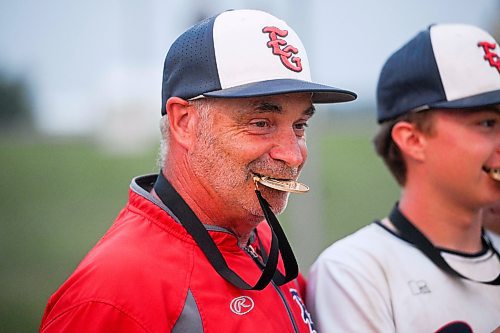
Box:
[377,24,500,123]
[161,9,357,115]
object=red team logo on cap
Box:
[478,41,500,73]
[263,26,302,72]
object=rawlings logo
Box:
[229,296,254,315]
[478,41,500,73]
[290,288,317,333]
[262,26,303,72]
[408,280,431,295]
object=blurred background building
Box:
[1,1,499,331]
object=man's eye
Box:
[294,122,309,130]
[252,120,270,128]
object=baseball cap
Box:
[161,9,357,115]
[376,24,500,123]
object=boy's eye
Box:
[479,119,496,128]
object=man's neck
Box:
[398,191,483,253]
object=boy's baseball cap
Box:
[377,24,500,123]
[161,9,357,115]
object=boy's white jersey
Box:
[307,222,500,333]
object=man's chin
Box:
[261,192,289,215]
[271,204,287,216]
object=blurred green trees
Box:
[0,72,33,132]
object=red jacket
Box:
[40,175,316,332]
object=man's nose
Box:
[268,129,306,168]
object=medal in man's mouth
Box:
[252,173,309,193]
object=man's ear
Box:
[391,121,427,162]
[166,97,198,149]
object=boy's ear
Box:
[165,97,198,149]
[391,121,427,162]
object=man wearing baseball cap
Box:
[40,9,356,332]
[307,24,500,332]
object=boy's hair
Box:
[373,110,435,186]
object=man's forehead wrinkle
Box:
[251,101,316,116]
[254,102,283,113]
[217,98,316,119]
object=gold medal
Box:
[253,175,309,194]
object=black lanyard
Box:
[153,172,298,290]
[389,204,500,285]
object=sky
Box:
[0,0,498,137]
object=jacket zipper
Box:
[243,245,300,333]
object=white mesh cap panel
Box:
[431,24,500,101]
[212,9,312,89]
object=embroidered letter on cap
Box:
[262,26,303,72]
[478,41,500,73]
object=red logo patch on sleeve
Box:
[262,26,303,72]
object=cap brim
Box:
[202,79,357,103]
[429,89,500,109]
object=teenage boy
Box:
[307,24,500,333]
